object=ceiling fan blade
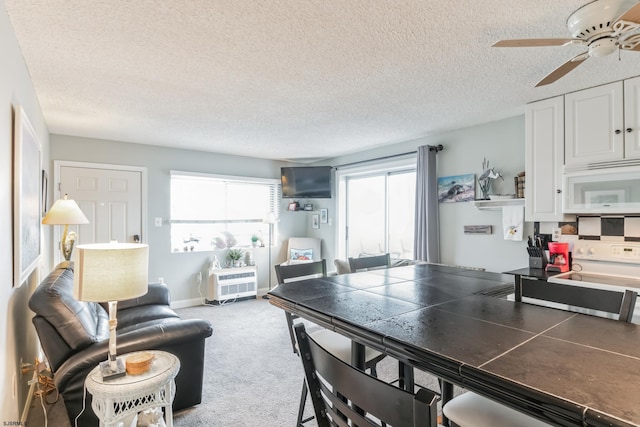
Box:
[492,38,579,47]
[616,2,640,24]
[535,53,589,87]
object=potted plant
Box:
[251,235,260,247]
[226,248,244,268]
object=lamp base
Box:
[99,357,126,381]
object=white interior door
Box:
[57,162,145,250]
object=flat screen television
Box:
[281,166,332,199]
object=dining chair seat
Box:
[310,329,385,367]
[443,391,553,427]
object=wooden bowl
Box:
[125,352,155,375]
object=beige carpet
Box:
[28,298,451,426]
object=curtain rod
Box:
[333,144,443,169]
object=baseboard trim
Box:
[170,297,204,309]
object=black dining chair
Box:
[274,260,386,426]
[348,253,391,272]
[294,322,440,427]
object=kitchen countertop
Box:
[269,263,640,427]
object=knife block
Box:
[527,247,547,269]
[529,255,547,269]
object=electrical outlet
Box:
[155,217,162,227]
[552,228,562,241]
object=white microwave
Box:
[563,166,640,214]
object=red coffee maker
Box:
[546,242,570,273]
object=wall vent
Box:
[207,267,257,302]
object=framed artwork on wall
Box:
[437,174,475,203]
[13,105,42,287]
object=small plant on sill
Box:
[226,248,244,268]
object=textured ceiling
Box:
[7,0,640,162]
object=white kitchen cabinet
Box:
[565,81,624,167]
[525,96,564,222]
[624,76,640,160]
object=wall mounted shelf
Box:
[473,198,525,211]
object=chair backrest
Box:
[521,277,637,323]
[274,259,327,284]
[286,237,322,263]
[348,253,391,272]
[275,260,328,354]
[294,323,439,427]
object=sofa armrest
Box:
[53,318,212,393]
[116,282,170,310]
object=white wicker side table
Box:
[85,350,180,427]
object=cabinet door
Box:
[565,81,624,167]
[624,76,640,159]
[525,96,564,222]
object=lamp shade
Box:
[74,243,149,302]
[262,212,277,224]
[42,195,89,225]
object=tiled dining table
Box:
[268,263,640,427]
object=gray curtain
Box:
[414,145,440,262]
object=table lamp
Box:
[74,242,149,380]
[42,194,89,261]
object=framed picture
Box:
[437,174,475,203]
[14,105,42,287]
[288,201,299,211]
[320,208,328,224]
[312,214,320,229]
[41,170,48,215]
[303,203,313,211]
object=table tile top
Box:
[367,307,536,366]
[482,335,640,425]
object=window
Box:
[170,171,280,253]
[336,157,416,260]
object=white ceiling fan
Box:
[493,0,640,86]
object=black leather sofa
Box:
[29,261,213,426]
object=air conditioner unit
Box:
[207,266,257,303]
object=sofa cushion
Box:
[290,247,314,261]
[116,305,180,329]
[29,263,109,351]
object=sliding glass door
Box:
[345,169,415,259]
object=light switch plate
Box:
[155,217,162,227]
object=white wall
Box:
[50,135,304,303]
[0,0,51,421]
[318,115,533,273]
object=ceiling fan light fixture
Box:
[588,36,619,56]
[567,0,637,38]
